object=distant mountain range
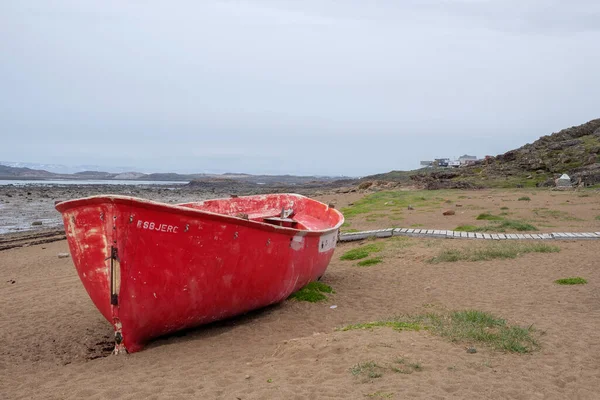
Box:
[0,161,142,175]
[0,162,353,185]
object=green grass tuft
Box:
[533,208,582,221]
[350,362,384,379]
[477,212,504,221]
[455,225,478,232]
[454,220,538,232]
[365,391,394,398]
[341,321,422,332]
[432,311,538,353]
[428,242,559,263]
[391,361,423,374]
[357,257,383,267]
[518,196,531,201]
[554,277,587,285]
[500,207,509,210]
[341,310,539,353]
[289,281,334,302]
[430,249,464,262]
[595,215,600,221]
[340,190,456,219]
[494,220,538,231]
[340,243,384,260]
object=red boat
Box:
[55,193,343,353]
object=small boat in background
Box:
[55,193,343,353]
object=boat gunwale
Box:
[55,193,344,236]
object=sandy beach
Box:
[1,187,599,399]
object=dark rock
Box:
[548,139,582,150]
[358,181,373,190]
[497,150,518,162]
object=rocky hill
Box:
[0,165,55,179]
[370,118,600,189]
[480,118,600,185]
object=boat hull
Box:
[56,194,343,352]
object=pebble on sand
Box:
[57,253,70,259]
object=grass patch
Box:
[455,220,538,232]
[500,206,509,210]
[554,277,587,285]
[595,215,600,221]
[428,242,560,263]
[455,225,478,232]
[430,310,539,353]
[391,360,423,374]
[494,220,538,231]
[341,310,539,354]
[340,243,384,260]
[340,190,454,219]
[366,213,388,220]
[350,361,384,380]
[341,321,422,332]
[357,257,383,267]
[365,392,393,398]
[477,212,504,221]
[388,236,415,249]
[533,208,582,221]
[518,196,531,201]
[288,281,334,302]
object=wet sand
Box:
[1,187,599,399]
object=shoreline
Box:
[0,182,347,236]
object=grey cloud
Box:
[0,1,598,176]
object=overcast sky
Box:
[1,1,599,176]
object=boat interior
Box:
[178,195,339,232]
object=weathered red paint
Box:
[55,193,344,353]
